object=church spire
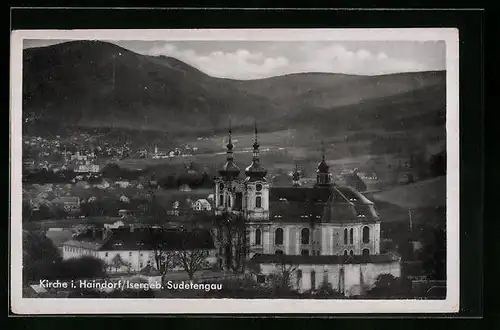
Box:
[252,121,259,160]
[245,121,267,182]
[218,122,240,180]
[316,140,331,187]
[292,163,301,187]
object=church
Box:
[213,125,401,297]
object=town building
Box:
[50,196,81,213]
[213,125,401,296]
[61,226,217,273]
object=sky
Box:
[24,39,446,80]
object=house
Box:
[61,227,217,273]
[115,180,131,188]
[50,196,81,213]
[193,199,212,211]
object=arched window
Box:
[228,197,231,208]
[349,228,354,244]
[255,228,262,245]
[256,196,262,208]
[275,228,284,245]
[343,250,348,256]
[219,194,223,206]
[343,228,348,244]
[363,226,370,243]
[362,248,370,256]
[301,228,310,244]
[275,249,283,255]
[349,250,354,256]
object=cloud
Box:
[146,42,429,79]
[147,43,289,79]
[295,43,426,76]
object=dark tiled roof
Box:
[269,187,332,203]
[269,201,324,223]
[251,253,400,265]
[268,186,379,224]
[71,227,215,251]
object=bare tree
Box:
[213,211,248,273]
[268,255,298,294]
[145,227,177,282]
[175,249,210,280]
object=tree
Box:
[59,256,107,280]
[23,231,62,282]
[213,211,248,273]
[308,281,345,299]
[267,255,298,296]
[146,227,178,281]
[175,249,210,281]
[420,226,446,280]
[366,274,411,298]
[110,254,128,272]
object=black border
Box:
[9,7,484,320]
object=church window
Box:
[343,228,348,245]
[301,249,309,256]
[255,196,262,208]
[275,228,284,245]
[343,250,348,256]
[228,198,231,208]
[363,226,370,243]
[219,194,223,206]
[301,228,310,244]
[349,228,354,244]
[256,183,262,191]
[362,248,370,256]
[255,228,262,245]
[349,250,354,256]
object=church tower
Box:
[315,140,332,187]
[215,127,241,214]
[243,122,269,221]
[292,164,301,187]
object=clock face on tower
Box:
[256,183,262,192]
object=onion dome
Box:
[219,128,240,180]
[245,122,267,181]
[317,140,329,173]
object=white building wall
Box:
[259,261,401,296]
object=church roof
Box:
[268,186,379,224]
[219,160,241,178]
[270,187,332,203]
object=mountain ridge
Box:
[22,40,446,136]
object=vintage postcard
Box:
[10,28,459,314]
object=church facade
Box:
[213,126,401,296]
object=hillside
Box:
[23,40,446,137]
[368,176,446,209]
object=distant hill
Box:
[23,40,446,137]
[368,176,446,209]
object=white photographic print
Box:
[10,28,459,314]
